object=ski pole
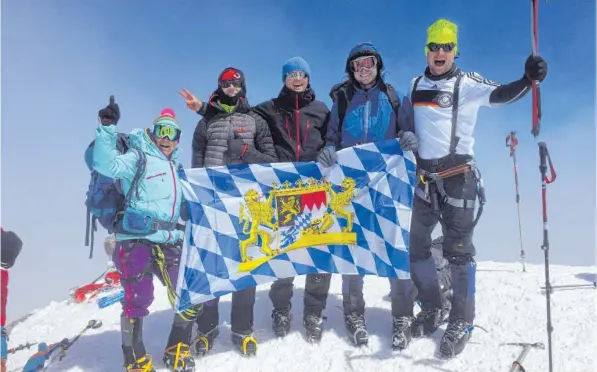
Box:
[506,131,526,272]
[59,319,103,360]
[542,282,597,291]
[506,342,545,372]
[8,342,37,354]
[538,142,556,372]
[530,0,542,137]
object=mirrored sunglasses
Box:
[218,79,242,89]
[153,125,181,141]
[286,71,307,80]
[350,55,378,72]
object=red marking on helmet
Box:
[221,69,241,81]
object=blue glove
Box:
[22,343,49,372]
[1,327,7,360]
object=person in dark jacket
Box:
[251,57,332,343]
[188,67,277,357]
[1,228,23,372]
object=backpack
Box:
[329,79,402,144]
[84,134,147,259]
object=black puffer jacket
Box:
[192,94,277,167]
[253,86,330,162]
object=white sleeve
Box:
[462,72,501,107]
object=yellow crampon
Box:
[152,245,202,321]
[241,336,258,356]
[126,354,153,372]
[165,343,192,370]
[197,335,210,353]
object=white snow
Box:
[5,261,597,372]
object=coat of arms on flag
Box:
[237,177,357,272]
[175,139,416,309]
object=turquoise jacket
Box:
[92,124,183,243]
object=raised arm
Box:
[92,96,138,179]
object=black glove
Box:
[1,229,22,269]
[524,55,547,82]
[98,95,120,125]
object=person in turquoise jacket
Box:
[93,96,199,372]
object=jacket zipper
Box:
[364,92,370,144]
[294,94,301,161]
[168,162,177,221]
[304,120,311,145]
[146,172,167,180]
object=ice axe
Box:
[505,342,545,372]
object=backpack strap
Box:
[411,76,423,99]
[449,74,464,156]
[85,199,96,259]
[122,148,147,209]
[383,83,401,114]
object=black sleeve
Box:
[196,101,208,116]
[489,77,532,105]
[191,120,208,168]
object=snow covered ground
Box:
[5,261,596,372]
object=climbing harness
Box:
[152,244,202,321]
[411,73,486,229]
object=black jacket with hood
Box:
[253,86,330,163]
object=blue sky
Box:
[2,0,595,320]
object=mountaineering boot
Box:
[121,316,151,370]
[440,291,452,325]
[163,342,195,372]
[192,325,220,356]
[439,319,473,358]
[344,313,368,346]
[271,308,292,337]
[231,331,258,356]
[439,260,476,357]
[411,307,442,338]
[392,316,413,351]
[303,312,324,343]
[124,355,155,372]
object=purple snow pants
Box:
[112,239,182,318]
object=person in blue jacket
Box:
[317,42,418,351]
[92,96,200,372]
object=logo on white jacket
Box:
[434,91,454,108]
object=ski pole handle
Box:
[539,142,548,177]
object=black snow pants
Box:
[409,155,479,323]
[269,273,332,318]
[344,275,415,319]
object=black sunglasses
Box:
[427,42,456,53]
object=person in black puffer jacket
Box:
[252,57,332,344]
[185,67,277,358]
[191,67,277,168]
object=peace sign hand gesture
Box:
[98,95,120,126]
[179,88,204,112]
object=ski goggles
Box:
[350,55,378,72]
[427,42,456,53]
[218,79,242,89]
[286,71,307,80]
[153,125,181,141]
